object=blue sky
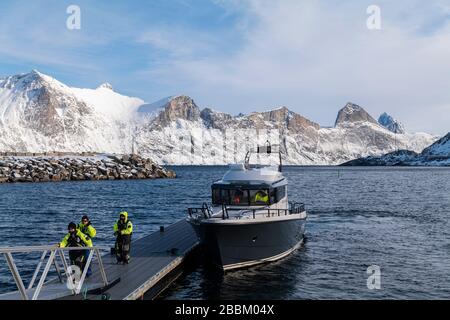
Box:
[0,0,449,134]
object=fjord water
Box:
[0,166,449,299]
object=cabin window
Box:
[213,187,279,206]
[276,186,286,201]
[212,188,221,204]
[220,189,230,204]
[230,189,249,205]
[270,189,276,204]
[212,188,233,205]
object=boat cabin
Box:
[211,163,287,207]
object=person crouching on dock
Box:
[59,222,92,273]
[114,211,133,264]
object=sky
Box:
[0,0,449,134]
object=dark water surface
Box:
[1,166,449,299]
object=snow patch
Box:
[70,87,144,121]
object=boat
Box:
[187,142,307,271]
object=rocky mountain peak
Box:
[335,102,378,127]
[155,95,201,126]
[200,107,233,129]
[97,82,113,90]
[241,106,320,133]
[1,70,49,91]
[30,69,43,76]
[267,107,320,130]
[264,106,290,122]
[378,112,405,134]
[0,70,93,139]
[22,70,60,86]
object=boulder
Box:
[98,167,108,175]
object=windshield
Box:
[212,186,285,206]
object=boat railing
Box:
[188,202,305,220]
[0,245,110,300]
[289,202,306,214]
[187,202,213,219]
[225,203,305,219]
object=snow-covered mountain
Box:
[134,98,438,165]
[0,70,142,153]
[378,112,405,134]
[0,70,441,165]
[421,133,450,158]
[341,133,450,166]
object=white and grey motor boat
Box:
[187,143,307,271]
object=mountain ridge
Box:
[341,132,450,166]
[0,70,441,165]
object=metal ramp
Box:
[0,245,109,300]
[0,282,106,300]
[0,219,199,300]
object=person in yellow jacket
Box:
[59,222,92,271]
[78,215,96,246]
[114,211,133,264]
[78,215,96,276]
[254,190,269,204]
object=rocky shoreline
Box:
[0,154,176,183]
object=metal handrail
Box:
[188,202,306,221]
[0,245,110,300]
[0,245,110,254]
[289,202,306,214]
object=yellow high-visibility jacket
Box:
[77,222,96,247]
[60,229,92,248]
[114,211,133,236]
[255,193,269,204]
[78,222,96,238]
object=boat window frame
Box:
[211,184,286,206]
[276,185,286,201]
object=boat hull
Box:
[191,216,306,271]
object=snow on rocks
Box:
[341,132,450,166]
[378,112,405,134]
[0,153,176,183]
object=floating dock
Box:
[0,219,199,300]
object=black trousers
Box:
[69,250,85,270]
[115,234,131,262]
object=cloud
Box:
[0,0,448,134]
[137,26,220,59]
[138,0,450,134]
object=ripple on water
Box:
[1,166,450,299]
